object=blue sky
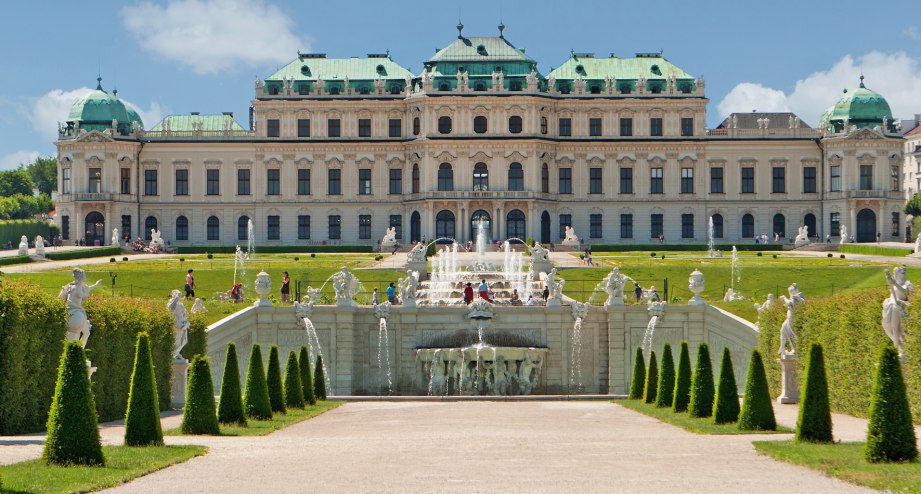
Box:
[1,0,920,170]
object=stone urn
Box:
[688,269,706,306]
[254,270,272,307]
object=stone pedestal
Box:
[605,296,625,308]
[407,259,428,281]
[87,360,97,379]
[530,259,553,277]
[171,358,190,408]
[777,353,799,404]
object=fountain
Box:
[570,302,588,392]
[723,246,744,301]
[374,302,392,395]
[643,299,667,358]
[707,216,722,257]
[471,219,493,272]
[294,289,331,393]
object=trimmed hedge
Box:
[45,246,121,261]
[181,316,208,361]
[0,219,58,247]
[176,245,374,254]
[838,244,912,257]
[590,243,782,252]
[738,350,776,431]
[299,346,316,406]
[628,347,645,399]
[0,279,68,434]
[217,343,246,426]
[123,333,163,446]
[796,343,833,443]
[180,356,220,435]
[0,255,32,267]
[42,341,104,466]
[284,351,305,409]
[243,344,272,420]
[643,351,658,404]
[864,343,918,462]
[688,343,715,418]
[654,343,675,408]
[314,355,328,400]
[266,346,286,414]
[712,348,740,424]
[672,341,692,413]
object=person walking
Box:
[280,271,290,303]
[634,283,643,303]
[463,282,474,304]
[387,282,397,304]
[372,287,380,305]
[184,269,195,299]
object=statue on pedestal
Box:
[190,298,207,314]
[527,241,549,262]
[34,235,45,257]
[407,241,426,262]
[18,235,28,256]
[778,283,805,355]
[561,226,580,247]
[882,267,913,357]
[167,289,189,360]
[332,267,360,307]
[794,225,810,246]
[399,270,419,308]
[380,227,397,248]
[58,268,101,347]
[604,267,628,306]
[687,269,706,306]
[112,228,120,248]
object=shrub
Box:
[650,252,656,257]
[206,253,213,259]
[180,316,208,361]
[796,343,833,443]
[672,341,692,413]
[124,333,163,446]
[217,343,246,426]
[661,254,665,260]
[712,348,740,424]
[628,347,646,399]
[314,355,328,400]
[43,341,104,466]
[109,257,116,262]
[864,343,918,462]
[757,252,763,257]
[299,346,316,406]
[266,346,286,414]
[827,253,832,258]
[840,254,845,259]
[643,351,658,404]
[283,351,305,409]
[122,256,128,261]
[310,253,316,258]
[177,245,373,254]
[294,257,300,261]
[688,343,715,418]
[0,255,32,266]
[243,344,272,420]
[0,219,58,247]
[839,244,912,257]
[180,356,219,435]
[179,258,185,262]
[45,246,121,261]
[590,243,782,253]
[772,254,777,259]
[654,343,675,408]
[738,350,776,431]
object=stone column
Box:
[171,358,190,408]
[777,354,799,404]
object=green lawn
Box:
[617,399,792,435]
[0,445,206,494]
[165,401,344,437]
[754,441,921,493]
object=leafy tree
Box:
[904,191,921,217]
[865,343,918,462]
[217,343,246,425]
[643,351,658,404]
[266,346,286,414]
[314,355,327,401]
[24,156,57,196]
[796,343,833,443]
[672,341,692,413]
[124,333,163,446]
[654,343,675,408]
[43,341,104,466]
[243,344,272,420]
[180,356,220,435]
[628,347,646,399]
[284,351,304,409]
[688,343,715,418]
[712,348,740,424]
[298,346,316,406]
[0,169,35,197]
[738,350,776,431]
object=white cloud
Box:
[717,83,790,118]
[123,99,163,130]
[29,87,163,144]
[0,150,40,170]
[121,0,306,74]
[718,51,921,127]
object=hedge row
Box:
[0,219,59,247]
[0,255,32,266]
[759,287,921,422]
[45,246,122,261]
[838,244,913,257]
[176,245,374,254]
[589,243,783,252]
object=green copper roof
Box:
[266,55,414,81]
[67,78,143,130]
[818,77,893,132]
[547,54,694,80]
[428,36,535,63]
[149,114,245,132]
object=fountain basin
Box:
[417,346,548,395]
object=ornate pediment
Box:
[432,150,457,163]
[264,157,283,166]
[505,151,528,162]
[74,130,115,143]
[294,156,314,166]
[850,127,885,140]
[470,151,492,162]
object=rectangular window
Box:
[772,167,786,193]
[803,167,817,193]
[892,212,900,237]
[590,214,602,238]
[681,168,694,194]
[120,168,130,194]
[891,166,900,191]
[297,169,311,195]
[121,216,131,242]
[710,167,724,193]
[88,167,102,193]
[61,215,70,240]
[830,212,841,236]
[62,168,71,194]
[175,169,189,196]
[297,118,311,137]
[589,168,603,194]
[558,118,572,137]
[237,169,250,195]
[559,168,572,194]
[389,118,402,138]
[650,168,663,194]
[619,117,633,136]
[144,169,158,196]
[328,118,341,137]
[620,214,633,239]
[328,215,341,239]
[860,165,873,190]
[831,165,841,191]
[651,214,664,238]
[359,215,372,239]
[389,214,403,239]
[298,215,311,240]
[389,169,402,195]
[328,168,341,195]
[267,118,280,137]
[681,214,694,239]
[267,215,280,240]
[620,168,633,194]
[267,169,280,195]
[741,167,755,193]
[358,169,372,195]
[559,214,572,240]
[207,169,220,195]
[589,118,602,137]
[680,117,694,137]
[358,118,371,137]
[650,117,663,136]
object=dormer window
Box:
[477,45,487,55]
[575,64,585,74]
[301,65,311,76]
[590,85,601,94]
[619,82,632,94]
[439,82,451,91]
[509,80,521,91]
[269,85,279,95]
[650,64,661,75]
[474,82,486,91]
[559,83,570,94]
[390,84,402,94]
[376,64,386,74]
[359,86,370,95]
[298,84,309,95]
[329,86,340,95]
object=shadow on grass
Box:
[616,399,793,435]
[165,401,344,437]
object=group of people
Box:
[632,282,660,302]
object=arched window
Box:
[144,216,158,241]
[411,164,420,193]
[773,213,786,238]
[412,117,420,135]
[438,116,452,134]
[710,214,724,239]
[175,216,188,241]
[473,116,488,134]
[474,82,486,91]
[437,163,453,191]
[471,210,491,240]
[541,163,549,193]
[508,116,522,134]
[410,211,421,242]
[742,213,755,238]
[508,163,524,191]
[328,86,340,95]
[84,211,105,245]
[473,163,488,191]
[435,210,455,239]
[439,82,451,91]
[540,116,548,135]
[506,210,526,239]
[207,216,220,241]
[238,216,250,241]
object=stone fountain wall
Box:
[205,304,757,396]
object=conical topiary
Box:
[124,333,163,446]
[284,351,305,409]
[217,343,246,426]
[299,346,316,406]
[712,347,740,424]
[266,346,286,414]
[628,347,646,400]
[314,354,328,400]
[180,356,219,435]
[688,342,715,418]
[864,343,918,462]
[655,343,675,408]
[672,341,692,413]
[643,351,658,404]
[796,343,832,443]
[243,344,272,420]
[738,350,776,431]
[43,341,104,466]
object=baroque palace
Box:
[55,25,906,247]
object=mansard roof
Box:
[717,112,812,130]
[149,113,245,132]
[428,36,535,64]
[547,53,694,81]
[266,54,414,82]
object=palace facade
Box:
[55,26,906,247]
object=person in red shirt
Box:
[463,282,474,304]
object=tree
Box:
[243,344,272,420]
[672,341,692,413]
[738,350,776,431]
[0,169,35,197]
[180,356,220,435]
[266,346,286,414]
[43,341,104,466]
[124,333,163,446]
[284,351,305,409]
[299,346,316,406]
[864,343,918,462]
[314,355,328,401]
[654,343,675,408]
[796,343,833,443]
[24,156,56,196]
[628,347,646,399]
[712,348,740,424]
[688,343,715,418]
[217,343,246,426]
[643,351,658,404]
[904,191,921,217]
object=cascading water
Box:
[300,316,331,392]
[570,316,583,392]
[377,317,391,394]
[707,216,721,258]
[643,301,666,359]
[723,246,744,301]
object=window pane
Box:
[329,215,341,239]
[298,215,311,239]
[297,118,311,137]
[710,167,723,193]
[589,168,603,194]
[651,214,663,238]
[772,167,785,193]
[650,168,663,194]
[389,118,401,138]
[741,167,754,193]
[267,215,280,240]
[358,118,371,137]
[297,169,311,195]
[328,118,340,137]
[267,169,280,195]
[650,117,663,136]
[175,169,189,196]
[590,214,602,238]
[681,168,694,194]
[620,214,633,238]
[508,116,522,134]
[237,169,250,195]
[589,118,602,137]
[328,169,341,195]
[359,169,372,195]
[267,119,280,137]
[619,118,633,136]
[359,215,372,239]
[207,169,220,195]
[438,116,452,134]
[620,168,633,194]
[389,169,402,195]
[559,118,571,137]
[681,214,694,238]
[680,117,693,137]
[559,168,572,194]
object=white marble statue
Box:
[914,234,921,254]
[840,225,849,245]
[527,241,549,262]
[794,225,810,246]
[778,283,806,355]
[34,235,45,257]
[754,293,775,314]
[544,268,565,306]
[167,289,189,360]
[399,270,419,308]
[407,241,426,262]
[112,228,120,248]
[380,227,398,248]
[687,269,706,306]
[604,267,628,306]
[332,267,360,307]
[17,235,28,256]
[561,226,580,246]
[190,298,207,314]
[882,267,914,357]
[58,268,101,347]
[150,228,166,251]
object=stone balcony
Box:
[402,190,556,202]
[705,127,822,139]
